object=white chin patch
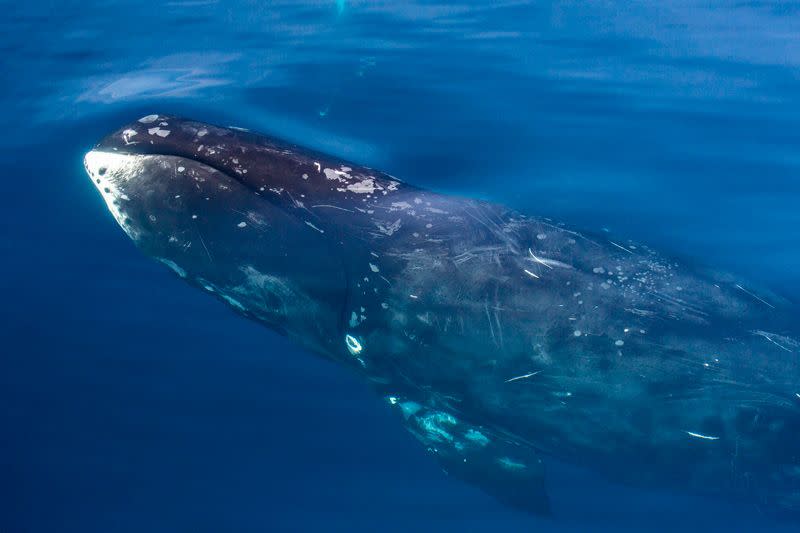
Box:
[84,150,140,240]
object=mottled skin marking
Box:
[85,115,800,515]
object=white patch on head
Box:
[84,150,142,240]
[121,129,138,144]
[237,221,247,228]
[197,129,208,137]
[147,127,170,137]
[138,114,159,123]
[369,263,380,272]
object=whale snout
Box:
[84,149,143,239]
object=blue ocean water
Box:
[1,1,799,531]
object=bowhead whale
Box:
[84,114,800,515]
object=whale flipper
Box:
[386,395,551,515]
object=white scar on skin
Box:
[685,431,719,441]
[753,330,794,353]
[122,129,138,144]
[527,248,573,269]
[609,241,634,254]
[505,371,542,383]
[305,221,324,233]
[736,284,776,309]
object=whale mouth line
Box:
[88,146,254,192]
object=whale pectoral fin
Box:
[431,432,551,516]
[386,398,550,515]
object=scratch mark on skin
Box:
[505,371,542,383]
[609,240,634,254]
[195,227,213,263]
[528,249,553,269]
[311,204,354,212]
[523,269,540,279]
[528,249,572,269]
[539,220,601,247]
[305,221,325,233]
[685,431,720,441]
[463,208,520,253]
[753,331,793,353]
[493,286,504,349]
[484,303,497,347]
[285,190,307,211]
[735,284,776,309]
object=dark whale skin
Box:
[85,114,800,515]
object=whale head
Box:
[84,114,353,355]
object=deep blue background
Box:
[2,1,799,531]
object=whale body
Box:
[85,114,800,515]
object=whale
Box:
[84,114,800,516]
